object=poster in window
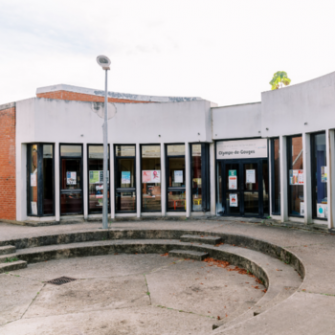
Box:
[30,173,37,187]
[67,172,77,185]
[142,170,161,183]
[174,170,183,183]
[317,204,328,218]
[298,170,304,184]
[229,194,238,207]
[246,170,256,183]
[300,202,305,216]
[96,185,103,198]
[290,170,304,185]
[228,170,237,190]
[121,171,131,184]
[31,202,37,215]
[90,171,109,184]
[321,166,328,183]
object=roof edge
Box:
[0,102,16,111]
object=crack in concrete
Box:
[284,242,335,248]
[155,304,216,319]
[299,290,335,297]
[143,274,152,305]
[20,283,46,320]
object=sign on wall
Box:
[142,170,161,183]
[216,139,267,159]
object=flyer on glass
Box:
[228,170,237,190]
[67,172,77,185]
[246,170,255,184]
[174,170,183,183]
[142,170,161,183]
[229,194,238,207]
[121,171,131,184]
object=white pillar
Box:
[161,142,166,216]
[279,136,288,222]
[110,143,115,219]
[210,142,216,215]
[327,129,335,229]
[136,143,141,218]
[268,139,273,216]
[83,143,88,220]
[55,143,60,222]
[185,142,191,217]
[16,144,26,221]
[302,133,312,224]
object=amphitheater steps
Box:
[0,245,16,255]
[0,260,27,273]
[180,234,222,245]
[168,249,209,261]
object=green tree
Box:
[269,71,291,90]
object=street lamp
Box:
[96,55,111,229]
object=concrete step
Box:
[0,254,19,263]
[0,260,27,273]
[180,234,222,245]
[168,249,209,261]
[0,245,16,255]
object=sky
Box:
[1,0,335,106]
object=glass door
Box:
[243,162,259,215]
[224,163,240,215]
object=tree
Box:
[269,71,291,90]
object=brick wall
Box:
[37,90,151,103]
[0,106,16,220]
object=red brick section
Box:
[0,107,16,220]
[37,91,152,103]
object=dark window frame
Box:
[270,138,281,215]
[59,143,84,216]
[310,131,327,221]
[87,144,110,215]
[165,143,186,212]
[140,144,161,213]
[190,143,210,212]
[27,143,55,217]
[114,144,136,213]
[286,135,304,218]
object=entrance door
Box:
[221,159,268,217]
[60,157,83,214]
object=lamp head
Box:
[96,55,111,70]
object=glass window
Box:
[271,138,280,214]
[191,144,202,211]
[60,145,82,157]
[115,145,136,212]
[88,145,110,214]
[167,144,186,212]
[116,145,135,157]
[287,136,304,217]
[311,133,327,219]
[27,144,54,216]
[216,162,223,215]
[141,145,161,212]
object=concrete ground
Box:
[0,219,335,334]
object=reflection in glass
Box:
[167,145,185,156]
[60,145,82,157]
[312,133,327,219]
[117,158,135,188]
[88,145,110,213]
[288,136,304,216]
[262,161,269,216]
[272,139,280,214]
[29,145,38,215]
[216,162,223,214]
[43,145,54,215]
[115,145,135,157]
[244,192,259,215]
[168,190,186,211]
[141,145,161,212]
[191,145,202,211]
[116,192,136,211]
[61,193,82,214]
[168,157,185,187]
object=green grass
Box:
[4,257,19,263]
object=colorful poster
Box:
[229,193,238,207]
[30,173,37,187]
[31,202,37,215]
[246,170,256,183]
[300,202,305,216]
[89,171,109,184]
[67,172,77,185]
[228,170,237,190]
[321,166,328,183]
[96,185,103,198]
[290,170,304,185]
[142,170,161,183]
[121,171,131,184]
[174,170,183,183]
[317,204,328,218]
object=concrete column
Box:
[268,139,273,215]
[302,133,312,224]
[160,142,166,216]
[327,129,335,229]
[136,143,141,218]
[185,142,191,217]
[279,136,288,222]
[210,142,216,215]
[110,143,115,220]
[16,144,26,221]
[55,143,60,222]
[83,143,88,220]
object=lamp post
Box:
[96,55,111,229]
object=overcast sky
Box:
[1,0,335,106]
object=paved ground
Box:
[0,219,335,334]
[0,254,264,335]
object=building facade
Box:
[1,72,335,228]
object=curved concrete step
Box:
[0,260,27,273]
[180,234,222,245]
[169,249,208,260]
[0,245,16,255]
[0,253,18,263]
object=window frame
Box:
[270,138,281,215]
